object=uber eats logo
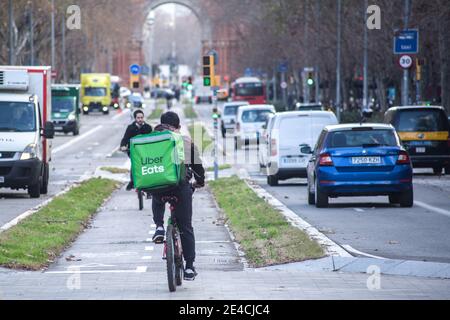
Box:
[141,157,165,176]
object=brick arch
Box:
[146,0,212,42]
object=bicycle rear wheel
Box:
[138,190,144,211]
[174,229,183,286]
[166,225,177,292]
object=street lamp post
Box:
[363,0,369,112]
[29,1,34,66]
[51,0,55,70]
[402,0,411,106]
[8,0,14,65]
[336,0,342,121]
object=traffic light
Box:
[203,55,215,87]
[307,72,314,86]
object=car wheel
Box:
[399,189,414,208]
[308,183,316,205]
[389,194,400,205]
[28,182,41,199]
[73,126,80,136]
[445,166,450,175]
[315,179,328,208]
[433,166,443,175]
[267,175,279,186]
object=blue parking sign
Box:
[394,29,419,54]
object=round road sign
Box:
[280,82,288,89]
[399,55,413,69]
[130,64,141,75]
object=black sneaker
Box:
[126,182,133,191]
[152,227,165,244]
[184,267,198,281]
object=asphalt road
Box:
[0,106,137,227]
[195,101,450,264]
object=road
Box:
[0,107,135,227]
[194,101,450,264]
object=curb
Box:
[243,179,353,258]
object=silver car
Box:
[220,101,249,138]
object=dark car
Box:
[305,124,414,208]
[384,106,450,175]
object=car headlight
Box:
[83,106,89,112]
[68,113,76,121]
[126,103,131,108]
[20,143,37,160]
[142,103,146,108]
[114,103,119,108]
[103,107,108,111]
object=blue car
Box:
[305,124,414,208]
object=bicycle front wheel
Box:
[166,225,177,292]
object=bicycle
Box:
[161,184,196,292]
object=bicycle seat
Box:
[161,195,178,205]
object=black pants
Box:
[152,183,195,265]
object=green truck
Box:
[51,84,81,135]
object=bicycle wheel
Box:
[166,225,177,292]
[174,229,184,286]
[138,190,144,211]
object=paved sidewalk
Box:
[0,184,449,300]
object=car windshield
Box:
[235,83,264,97]
[397,110,448,132]
[242,110,273,123]
[85,87,106,97]
[326,129,398,148]
[0,102,36,132]
[52,97,76,113]
[297,104,323,111]
[224,106,239,116]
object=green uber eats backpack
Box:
[130,130,186,194]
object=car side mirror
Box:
[300,144,313,154]
[43,121,55,139]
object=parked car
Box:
[261,111,338,186]
[305,124,414,208]
[384,106,450,175]
[220,101,250,138]
[194,86,213,104]
[235,105,276,149]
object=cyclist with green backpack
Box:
[130,112,205,281]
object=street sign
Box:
[394,29,419,54]
[399,55,413,69]
[278,62,288,73]
[280,82,288,89]
[129,64,141,75]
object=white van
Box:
[0,67,55,198]
[235,105,276,148]
[263,111,338,186]
[220,101,249,138]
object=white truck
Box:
[0,66,55,198]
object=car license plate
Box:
[283,157,305,165]
[0,177,4,183]
[416,147,426,153]
[352,157,381,165]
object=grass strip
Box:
[148,107,164,120]
[0,178,119,270]
[209,176,325,267]
[100,167,129,174]
[207,164,232,172]
[184,104,198,119]
[189,123,213,153]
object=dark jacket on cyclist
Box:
[120,122,153,155]
[152,123,205,268]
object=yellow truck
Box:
[80,73,111,115]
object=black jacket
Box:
[120,122,153,149]
[154,124,205,186]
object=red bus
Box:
[232,77,266,105]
